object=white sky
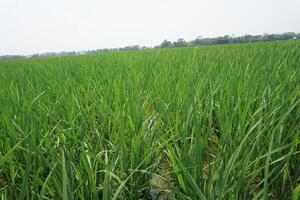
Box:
[0,0,299,55]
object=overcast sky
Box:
[0,0,299,55]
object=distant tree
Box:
[215,35,231,44]
[173,38,187,47]
[119,45,140,51]
[160,40,173,48]
[0,55,26,60]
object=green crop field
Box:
[0,41,299,199]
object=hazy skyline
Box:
[1,0,299,55]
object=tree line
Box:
[1,32,299,60]
[159,32,300,48]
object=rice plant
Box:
[0,40,299,199]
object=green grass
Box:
[0,41,299,199]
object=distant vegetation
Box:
[160,32,300,48]
[0,55,28,60]
[0,41,299,199]
[0,32,299,60]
